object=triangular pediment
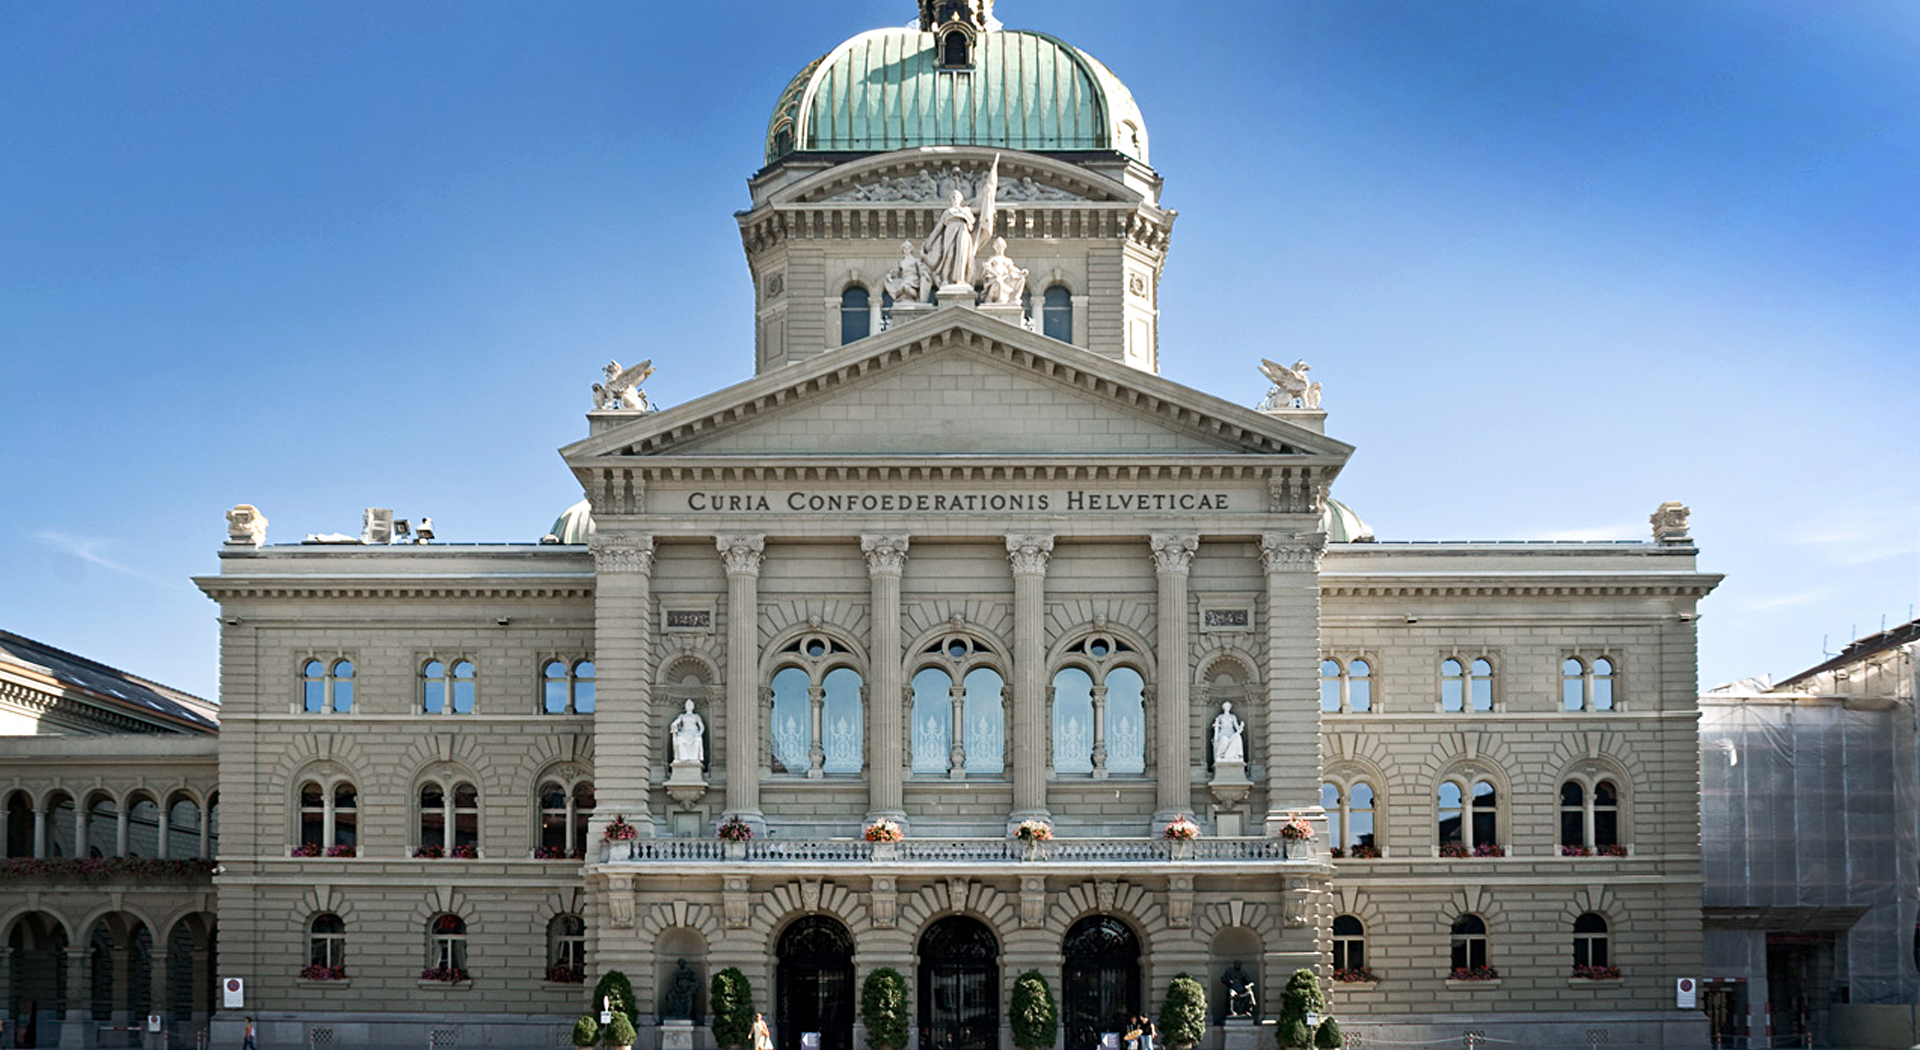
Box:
[561,309,1353,469]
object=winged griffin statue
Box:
[1259,359,1322,410]
[593,359,655,411]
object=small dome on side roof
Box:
[1322,498,1374,543]
[548,500,593,545]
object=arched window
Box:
[127,794,160,857]
[166,794,203,860]
[1331,915,1367,976]
[296,780,356,855]
[1572,913,1610,975]
[840,286,872,345]
[941,29,971,68]
[1042,285,1072,343]
[307,914,346,979]
[1438,777,1500,856]
[416,780,480,857]
[1449,915,1491,978]
[5,791,31,858]
[84,793,116,858]
[1322,779,1377,857]
[1564,656,1617,711]
[46,791,76,858]
[547,914,586,984]
[1320,657,1372,713]
[911,633,1004,777]
[423,658,476,714]
[301,658,353,713]
[426,914,468,980]
[1560,777,1622,854]
[538,778,595,859]
[1052,633,1148,778]
[543,659,596,714]
[1441,657,1494,712]
[768,634,864,777]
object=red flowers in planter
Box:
[300,964,347,981]
[1449,966,1499,981]
[1332,967,1375,983]
[419,966,469,983]
[292,842,323,858]
[1572,964,1621,980]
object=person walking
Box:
[750,1013,773,1050]
[1140,1015,1157,1050]
[242,1017,257,1050]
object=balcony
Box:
[595,836,1323,873]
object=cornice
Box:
[1317,573,1723,600]
[194,576,595,601]
[739,201,1172,256]
[0,678,185,735]
[589,458,1328,486]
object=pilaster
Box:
[1260,531,1326,835]
[1150,532,1198,825]
[1006,534,1054,824]
[862,533,910,822]
[718,534,767,824]
[590,532,657,838]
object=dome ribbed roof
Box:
[765,28,1149,166]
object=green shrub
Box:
[1274,970,1324,1049]
[1009,970,1060,1050]
[1312,1019,1343,1049]
[593,970,636,1025]
[572,1016,600,1048]
[605,1013,638,1048]
[711,967,756,1050]
[1158,974,1207,1050]
[860,968,910,1050]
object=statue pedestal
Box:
[1222,1019,1263,1050]
[975,302,1025,328]
[1210,762,1251,807]
[935,283,979,308]
[665,760,707,806]
[888,301,935,328]
[659,1021,694,1050]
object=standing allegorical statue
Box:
[670,699,705,763]
[918,154,1003,292]
[1211,701,1245,764]
[978,237,1028,305]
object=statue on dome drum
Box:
[1259,358,1322,410]
[918,153,1005,295]
[979,237,1028,305]
[593,359,655,412]
[884,240,935,305]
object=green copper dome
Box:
[765,27,1149,166]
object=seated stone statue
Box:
[1221,961,1257,1018]
[662,958,699,1021]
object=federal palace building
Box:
[1,3,1723,1049]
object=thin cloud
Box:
[30,531,162,583]
[1740,589,1830,612]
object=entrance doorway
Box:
[918,916,999,1050]
[775,917,854,1050]
[1063,916,1140,1050]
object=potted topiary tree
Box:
[593,970,637,1030]
[1158,974,1207,1050]
[1274,970,1325,1050]
[572,1015,600,1050]
[604,1012,638,1050]
[1313,1018,1342,1049]
[1010,970,1059,1050]
[711,967,756,1050]
[860,967,909,1050]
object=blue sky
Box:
[1,0,1915,700]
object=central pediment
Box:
[561,308,1352,467]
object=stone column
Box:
[1151,533,1198,824]
[115,810,128,858]
[861,535,908,821]
[718,535,767,824]
[806,683,826,778]
[590,532,658,840]
[1006,535,1054,824]
[32,807,44,858]
[60,947,86,1050]
[147,950,168,1047]
[1260,532,1326,834]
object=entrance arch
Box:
[1063,915,1140,1050]
[775,916,854,1050]
[918,916,999,1050]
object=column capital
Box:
[589,533,656,575]
[716,534,767,576]
[1260,531,1326,574]
[861,534,911,577]
[1005,534,1055,577]
[1148,533,1199,576]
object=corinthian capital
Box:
[861,534,910,577]
[1149,533,1199,576]
[589,533,656,575]
[1260,532,1326,574]
[1005,534,1055,577]
[716,534,766,576]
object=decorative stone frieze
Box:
[1259,532,1325,573]
[590,533,656,575]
